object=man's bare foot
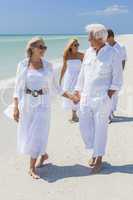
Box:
[29,168,40,179]
[88,157,96,167]
[109,112,116,124]
[92,157,102,174]
[35,153,49,168]
[112,112,116,118]
[108,115,113,124]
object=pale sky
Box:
[0,0,132,34]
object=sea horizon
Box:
[0,32,132,36]
[0,33,132,81]
[0,34,89,80]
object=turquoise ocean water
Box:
[0,34,88,80]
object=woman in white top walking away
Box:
[59,39,84,122]
[12,37,60,179]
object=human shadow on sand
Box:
[100,162,133,175]
[36,163,92,182]
[110,116,133,123]
[37,162,133,181]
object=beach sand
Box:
[0,34,133,200]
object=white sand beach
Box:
[0,34,133,200]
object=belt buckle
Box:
[32,90,39,97]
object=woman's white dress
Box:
[6,59,61,158]
[62,59,82,111]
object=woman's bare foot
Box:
[69,112,79,123]
[69,111,79,123]
[35,153,49,168]
[69,116,79,123]
[29,168,40,179]
[92,157,102,174]
[88,157,96,167]
[29,157,40,179]
[72,116,79,122]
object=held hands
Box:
[108,90,116,98]
[13,106,19,122]
[70,91,80,104]
[62,91,80,104]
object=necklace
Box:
[30,59,43,69]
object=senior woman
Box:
[12,37,61,179]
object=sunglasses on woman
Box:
[32,44,47,50]
[74,43,79,47]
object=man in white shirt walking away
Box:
[107,29,127,121]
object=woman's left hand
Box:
[71,94,80,104]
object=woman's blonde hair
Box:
[63,38,79,59]
[26,36,45,58]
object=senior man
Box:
[69,24,123,173]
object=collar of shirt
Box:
[88,44,108,56]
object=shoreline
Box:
[0,34,132,81]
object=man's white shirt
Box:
[113,42,127,62]
[75,45,123,106]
